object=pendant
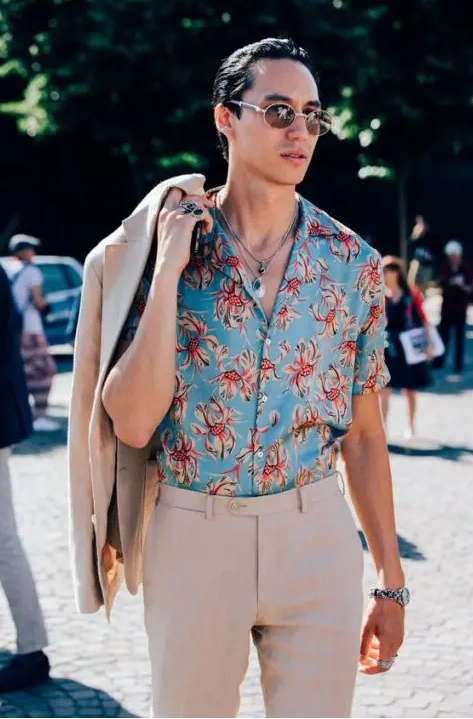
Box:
[253,278,266,298]
[258,263,266,275]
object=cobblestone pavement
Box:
[1,301,472,718]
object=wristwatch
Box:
[369,587,411,607]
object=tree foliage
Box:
[0,0,369,189]
[1,0,472,248]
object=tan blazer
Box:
[68,173,206,617]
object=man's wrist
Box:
[376,567,405,590]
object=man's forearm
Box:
[341,426,404,588]
[102,267,179,447]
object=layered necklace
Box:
[216,195,299,299]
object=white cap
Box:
[8,234,41,253]
[444,240,463,255]
[444,240,463,256]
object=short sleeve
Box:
[353,255,390,395]
[27,265,44,287]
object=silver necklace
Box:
[217,196,299,298]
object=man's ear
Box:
[214,103,235,144]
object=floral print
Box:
[120,194,390,496]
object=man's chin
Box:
[276,168,309,187]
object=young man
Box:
[0,265,50,693]
[70,38,407,717]
[435,240,472,374]
[8,234,59,432]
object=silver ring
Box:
[376,658,395,670]
[179,201,204,218]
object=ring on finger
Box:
[376,658,394,670]
[179,200,204,218]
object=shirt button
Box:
[257,450,264,459]
[261,394,268,403]
[265,337,271,346]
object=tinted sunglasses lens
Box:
[264,104,295,129]
[307,110,332,136]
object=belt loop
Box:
[298,487,308,513]
[205,493,214,520]
[336,471,346,496]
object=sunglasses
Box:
[227,101,332,137]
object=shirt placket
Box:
[252,333,273,491]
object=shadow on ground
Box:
[358,532,426,561]
[12,415,67,455]
[388,441,473,462]
[0,651,137,718]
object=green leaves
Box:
[0,0,471,186]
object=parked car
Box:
[0,255,83,346]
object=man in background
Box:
[407,215,440,293]
[434,240,472,374]
[8,234,59,432]
[0,264,50,693]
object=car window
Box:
[63,263,83,289]
[39,264,68,294]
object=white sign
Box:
[399,326,445,365]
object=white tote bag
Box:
[399,325,445,365]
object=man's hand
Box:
[156,188,214,278]
[359,599,405,674]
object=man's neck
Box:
[218,172,298,254]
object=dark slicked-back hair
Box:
[212,37,316,160]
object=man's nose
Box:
[286,114,309,139]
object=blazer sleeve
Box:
[67,251,104,613]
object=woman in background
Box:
[381,256,433,440]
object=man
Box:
[69,38,407,717]
[0,265,50,693]
[407,214,440,293]
[8,234,59,432]
[434,240,472,374]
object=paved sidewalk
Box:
[1,304,472,718]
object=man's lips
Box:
[280,150,308,162]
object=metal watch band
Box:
[369,587,410,607]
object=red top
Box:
[410,285,427,324]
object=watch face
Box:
[400,587,410,606]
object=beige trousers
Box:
[143,474,364,718]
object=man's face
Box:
[448,252,461,266]
[18,248,35,262]
[224,59,321,187]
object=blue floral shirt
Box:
[121,195,390,496]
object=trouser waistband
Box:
[157,472,345,519]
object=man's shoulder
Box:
[301,197,380,266]
[15,262,43,286]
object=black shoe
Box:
[0,650,50,693]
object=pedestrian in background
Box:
[434,240,472,375]
[407,215,440,294]
[382,256,434,440]
[0,264,50,693]
[8,234,59,432]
